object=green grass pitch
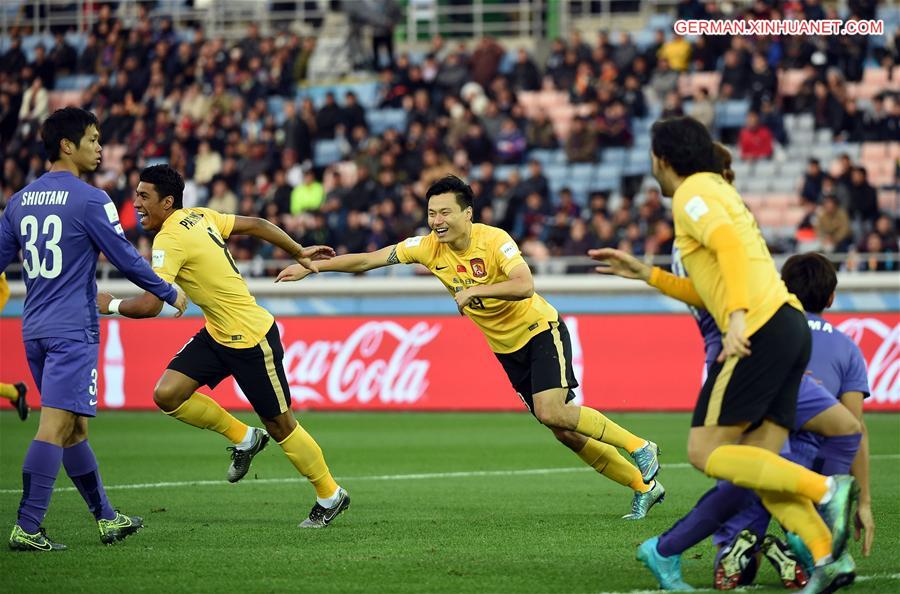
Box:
[1,411,898,593]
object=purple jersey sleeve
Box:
[83,191,178,306]
[0,207,19,271]
[840,342,870,397]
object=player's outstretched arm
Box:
[275,244,400,283]
[841,391,874,555]
[97,286,187,319]
[589,247,705,308]
[454,262,534,311]
[230,216,335,273]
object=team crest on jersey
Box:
[457,264,467,273]
[470,258,486,278]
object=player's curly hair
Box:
[650,116,718,177]
[426,175,474,210]
[40,107,99,162]
[140,164,185,209]
[713,142,735,185]
[780,252,838,314]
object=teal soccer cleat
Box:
[636,536,695,591]
[630,441,661,483]
[622,480,665,520]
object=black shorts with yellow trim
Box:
[495,317,579,415]
[692,304,811,429]
[167,322,291,419]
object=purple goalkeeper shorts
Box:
[25,337,99,417]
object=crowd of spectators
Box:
[0,0,897,275]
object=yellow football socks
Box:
[577,439,650,493]
[759,490,833,563]
[278,424,339,499]
[705,445,830,502]
[164,392,248,444]
[575,407,646,453]
[0,383,19,401]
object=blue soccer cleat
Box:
[630,441,661,483]
[818,475,859,559]
[800,552,855,594]
[622,479,665,520]
[637,536,695,591]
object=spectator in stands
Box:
[595,101,632,147]
[748,53,777,109]
[719,49,749,99]
[520,160,550,201]
[316,92,343,139]
[810,80,845,133]
[658,33,692,72]
[510,48,541,92]
[647,58,679,105]
[564,117,598,163]
[644,29,666,69]
[874,215,899,251]
[738,111,774,160]
[759,97,788,146]
[847,166,879,226]
[661,91,684,119]
[470,37,505,88]
[207,179,239,214]
[613,32,638,72]
[495,118,527,164]
[689,87,715,130]
[690,36,718,71]
[552,48,579,91]
[1,37,27,74]
[525,110,557,149]
[801,158,826,203]
[17,76,49,136]
[837,98,866,142]
[621,74,647,118]
[855,232,895,271]
[815,195,853,253]
[562,218,593,260]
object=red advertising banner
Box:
[1,313,897,412]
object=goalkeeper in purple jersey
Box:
[0,108,187,551]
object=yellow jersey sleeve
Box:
[151,231,187,283]
[489,229,528,276]
[672,192,731,247]
[394,234,435,267]
[195,207,236,239]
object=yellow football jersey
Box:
[151,207,274,348]
[672,172,801,335]
[0,272,9,312]
[395,223,559,353]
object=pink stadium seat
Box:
[862,67,889,88]
[877,193,898,213]
[48,90,84,111]
[861,142,888,161]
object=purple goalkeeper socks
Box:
[656,481,755,557]
[17,440,63,534]
[816,433,862,476]
[63,440,116,521]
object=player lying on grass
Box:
[1,108,188,551]
[0,273,30,421]
[277,174,665,520]
[598,116,856,594]
[97,164,349,529]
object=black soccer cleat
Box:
[298,488,350,528]
[98,511,143,545]
[14,382,28,421]
[9,525,67,551]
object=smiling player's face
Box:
[427,193,472,245]
[134,181,172,232]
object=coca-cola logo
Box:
[234,321,441,406]
[836,317,899,404]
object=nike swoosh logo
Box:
[436,266,448,270]
[89,399,98,406]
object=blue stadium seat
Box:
[570,163,594,181]
[494,164,518,181]
[145,157,169,168]
[53,74,97,91]
[528,149,556,167]
[314,140,342,167]
[544,163,569,181]
[267,96,288,125]
[366,109,407,135]
[601,147,628,167]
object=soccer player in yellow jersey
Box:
[600,117,854,593]
[0,272,29,420]
[96,165,349,528]
[277,174,665,519]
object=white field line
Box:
[0,455,897,496]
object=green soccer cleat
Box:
[227,427,270,483]
[98,511,143,545]
[299,488,350,528]
[9,525,67,551]
[818,475,859,559]
[800,552,855,594]
[631,441,661,483]
[636,536,695,591]
[14,382,28,421]
[622,479,665,520]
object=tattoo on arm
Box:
[387,246,399,265]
